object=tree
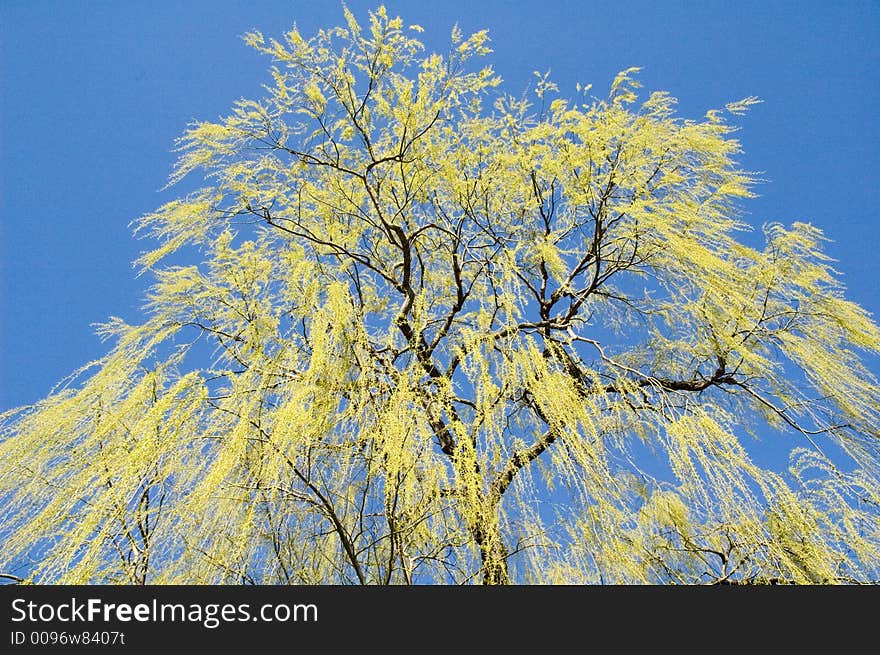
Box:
[1,5,878,585]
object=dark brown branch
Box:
[490,429,556,502]
[206,400,368,584]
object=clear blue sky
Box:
[1,0,878,410]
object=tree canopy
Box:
[2,6,879,585]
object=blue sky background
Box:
[1,0,878,411]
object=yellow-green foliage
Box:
[2,6,878,584]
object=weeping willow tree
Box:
[2,6,879,585]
